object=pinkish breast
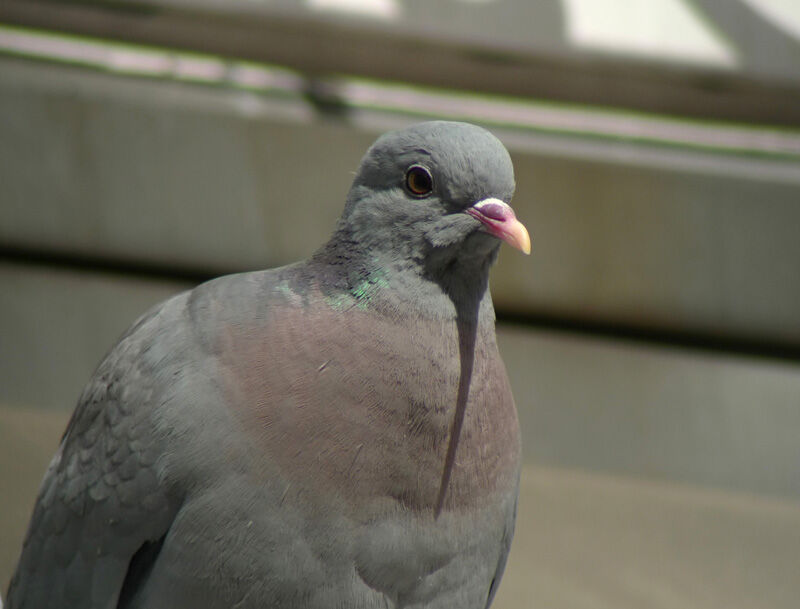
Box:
[216,300,520,516]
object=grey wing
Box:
[485,481,520,609]
[6,310,182,609]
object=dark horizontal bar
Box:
[0,244,217,286]
[496,311,800,364]
[1,0,800,126]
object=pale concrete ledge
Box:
[498,325,800,501]
[496,466,800,609]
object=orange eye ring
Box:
[405,165,434,197]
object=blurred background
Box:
[1,1,800,607]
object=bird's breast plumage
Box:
[216,293,520,518]
[198,286,521,606]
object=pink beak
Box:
[466,198,531,255]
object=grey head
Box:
[317,121,529,302]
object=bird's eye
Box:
[405,165,434,197]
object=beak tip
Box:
[512,223,531,255]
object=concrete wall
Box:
[3,58,800,346]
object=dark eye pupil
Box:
[406,166,433,196]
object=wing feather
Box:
[6,306,182,609]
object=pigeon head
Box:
[338,121,529,278]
